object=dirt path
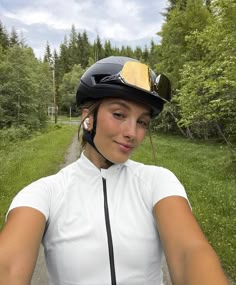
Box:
[31,132,172,285]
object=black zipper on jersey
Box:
[102,177,117,285]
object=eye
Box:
[113,112,125,120]
[137,119,150,129]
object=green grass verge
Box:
[132,133,236,283]
[50,115,80,122]
[0,124,78,229]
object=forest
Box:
[0,0,235,148]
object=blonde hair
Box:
[148,129,157,165]
[78,99,103,154]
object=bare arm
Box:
[154,196,229,285]
[0,207,46,285]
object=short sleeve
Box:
[150,166,188,206]
[6,178,52,221]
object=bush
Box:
[0,126,32,147]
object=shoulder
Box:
[126,159,179,182]
[7,160,79,221]
[37,159,80,189]
[126,159,188,207]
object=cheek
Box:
[137,129,147,142]
[95,119,116,142]
[97,115,120,135]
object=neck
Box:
[84,144,113,169]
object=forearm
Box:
[171,244,229,285]
[0,253,33,285]
[0,264,31,285]
[154,198,230,285]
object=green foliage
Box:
[0,125,77,229]
[0,20,10,50]
[59,64,85,114]
[153,0,213,135]
[177,61,236,135]
[43,41,53,65]
[156,0,212,88]
[0,45,52,130]
[155,0,236,142]
[9,27,20,47]
[0,126,32,147]
[132,133,236,283]
[94,35,105,61]
[80,31,91,68]
[104,40,113,57]
[175,0,236,140]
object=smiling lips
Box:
[116,142,134,153]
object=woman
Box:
[0,56,229,285]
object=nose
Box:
[123,119,137,140]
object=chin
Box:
[105,155,130,165]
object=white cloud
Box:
[4,9,52,25]
[105,0,141,18]
[0,0,168,58]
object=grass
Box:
[132,133,236,284]
[49,115,80,122]
[0,124,78,229]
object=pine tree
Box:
[82,31,91,68]
[0,21,9,50]
[134,46,143,61]
[68,24,79,68]
[9,27,19,46]
[93,35,104,61]
[58,36,70,74]
[142,45,149,63]
[148,39,157,69]
[104,40,112,57]
[43,41,53,65]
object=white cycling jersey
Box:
[8,153,188,285]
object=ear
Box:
[81,109,94,131]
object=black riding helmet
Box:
[76,56,171,159]
[76,56,171,117]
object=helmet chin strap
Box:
[83,114,113,165]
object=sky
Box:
[0,0,169,59]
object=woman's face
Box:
[84,98,151,167]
